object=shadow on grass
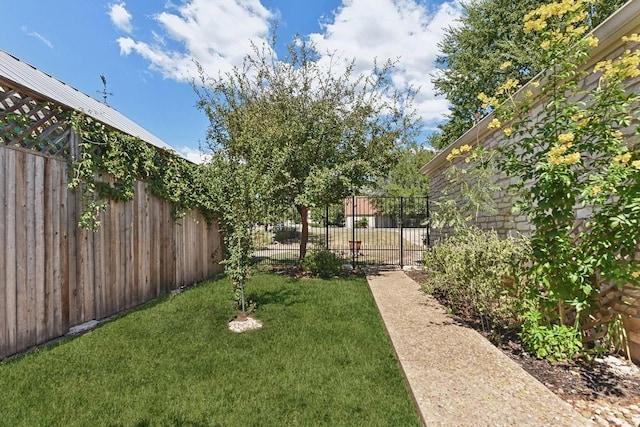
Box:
[246,286,302,307]
[135,417,207,427]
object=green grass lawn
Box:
[0,273,421,427]
[317,228,423,250]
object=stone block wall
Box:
[423,1,640,243]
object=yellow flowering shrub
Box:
[500,61,512,70]
[557,133,575,144]
[446,144,474,162]
[613,153,631,164]
[471,0,640,360]
[487,118,502,129]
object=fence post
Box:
[425,195,431,247]
[400,197,404,268]
[325,204,329,249]
[351,195,356,267]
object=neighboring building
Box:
[344,196,428,229]
[344,196,378,228]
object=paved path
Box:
[366,268,590,427]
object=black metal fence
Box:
[252,196,430,268]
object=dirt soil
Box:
[404,269,640,426]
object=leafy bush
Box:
[519,306,583,361]
[302,250,345,279]
[355,217,369,228]
[273,225,300,243]
[422,227,529,328]
[473,0,640,360]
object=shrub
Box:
[302,249,345,279]
[273,225,300,243]
[519,305,583,362]
[355,217,369,228]
[422,227,529,328]
[472,0,640,359]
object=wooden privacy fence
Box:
[0,145,224,360]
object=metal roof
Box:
[0,49,178,154]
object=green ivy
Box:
[66,112,211,229]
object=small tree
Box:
[194,36,418,261]
[375,143,433,198]
[196,156,268,314]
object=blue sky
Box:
[1,0,462,162]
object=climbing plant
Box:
[66,112,208,229]
[474,0,640,359]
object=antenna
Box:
[97,74,114,105]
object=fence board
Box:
[0,144,223,359]
[134,182,145,302]
[79,216,95,322]
[118,199,126,312]
[15,151,29,352]
[93,203,104,320]
[160,202,169,294]
[124,195,133,310]
[185,216,194,284]
[5,151,18,354]
[66,187,78,326]
[0,148,6,358]
[34,155,46,344]
[111,201,118,313]
[44,156,55,340]
[174,218,183,286]
[153,199,161,297]
[53,160,69,337]
[4,149,16,357]
[141,183,151,302]
[197,218,204,282]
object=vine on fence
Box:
[66,112,209,229]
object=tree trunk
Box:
[297,205,309,260]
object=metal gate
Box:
[252,196,430,268]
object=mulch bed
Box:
[402,269,640,407]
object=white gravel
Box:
[228,317,263,333]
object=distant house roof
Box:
[0,49,177,154]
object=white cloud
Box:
[21,26,53,48]
[310,0,463,126]
[109,2,134,34]
[114,0,462,132]
[176,146,212,164]
[117,0,274,81]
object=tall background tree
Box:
[375,143,433,198]
[429,0,626,150]
[372,143,434,217]
[194,37,418,261]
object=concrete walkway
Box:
[366,268,590,427]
